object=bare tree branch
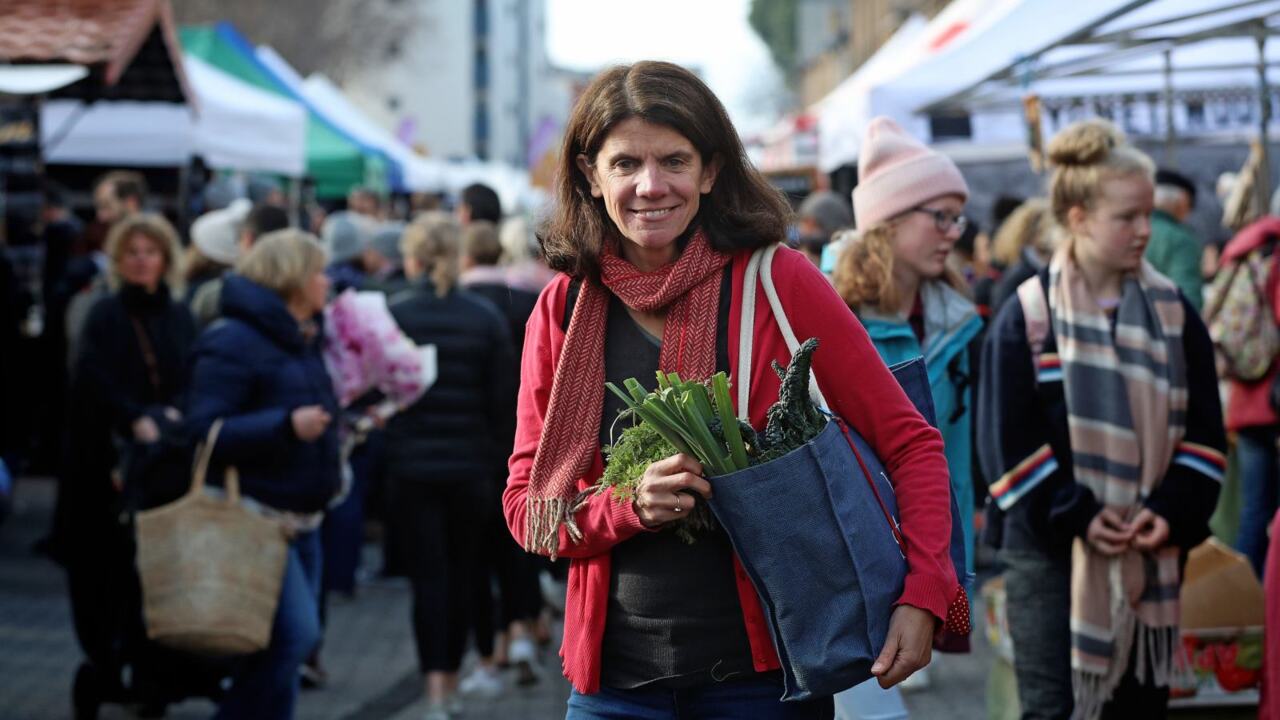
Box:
[172,0,420,83]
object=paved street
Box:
[0,477,570,720]
[0,476,1250,720]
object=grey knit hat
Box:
[798,190,854,238]
[371,222,405,262]
[321,211,373,265]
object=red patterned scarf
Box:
[524,229,729,558]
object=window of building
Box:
[475,101,489,160]
[475,47,489,90]
[929,114,972,141]
[474,0,488,37]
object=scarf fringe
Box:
[1072,620,1180,720]
[524,490,593,561]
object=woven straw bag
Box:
[135,420,290,657]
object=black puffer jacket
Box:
[386,279,516,484]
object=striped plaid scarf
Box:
[1050,246,1187,719]
[523,229,729,558]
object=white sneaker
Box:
[509,637,539,686]
[509,637,536,665]
[457,665,503,698]
[422,702,450,720]
[539,572,566,614]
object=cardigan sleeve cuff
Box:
[606,494,657,538]
[897,571,952,622]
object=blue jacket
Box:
[858,280,983,576]
[185,274,341,513]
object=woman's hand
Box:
[291,405,332,442]
[1129,508,1170,552]
[871,604,935,688]
[132,416,160,443]
[1086,507,1132,556]
[632,453,711,529]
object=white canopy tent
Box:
[298,73,447,193]
[42,54,306,174]
[922,1,1280,136]
[815,0,1063,171]
[42,100,191,167]
[812,0,1253,170]
[186,54,306,175]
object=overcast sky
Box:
[544,0,787,136]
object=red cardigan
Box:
[503,245,956,694]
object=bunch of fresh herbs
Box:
[598,338,825,543]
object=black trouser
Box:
[66,512,143,674]
[1001,548,1169,720]
[469,487,544,657]
[395,478,489,673]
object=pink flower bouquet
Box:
[323,289,436,410]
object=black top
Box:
[67,283,196,514]
[598,291,756,690]
[384,279,517,485]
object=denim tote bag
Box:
[707,245,967,701]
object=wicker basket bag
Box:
[135,420,290,656]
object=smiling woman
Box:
[540,61,788,280]
[503,61,960,720]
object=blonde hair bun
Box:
[1047,119,1125,168]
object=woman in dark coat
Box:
[61,212,196,706]
[385,214,517,719]
[185,229,340,719]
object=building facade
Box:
[794,0,948,107]
[341,0,553,167]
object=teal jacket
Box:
[859,281,983,576]
[1145,209,1203,311]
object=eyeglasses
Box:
[908,207,968,234]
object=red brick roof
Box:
[0,0,188,96]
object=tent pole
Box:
[1163,50,1176,166]
[1256,23,1272,212]
[288,178,302,228]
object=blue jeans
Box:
[566,674,833,720]
[1237,426,1280,579]
[216,530,322,720]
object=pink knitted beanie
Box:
[853,117,969,230]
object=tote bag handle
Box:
[737,245,904,550]
[738,244,828,419]
[188,420,241,505]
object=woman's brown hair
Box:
[104,212,183,291]
[832,223,969,313]
[541,61,790,279]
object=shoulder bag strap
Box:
[758,244,829,409]
[741,245,904,550]
[129,315,163,395]
[1016,275,1050,378]
[737,249,764,421]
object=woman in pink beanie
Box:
[832,118,981,624]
